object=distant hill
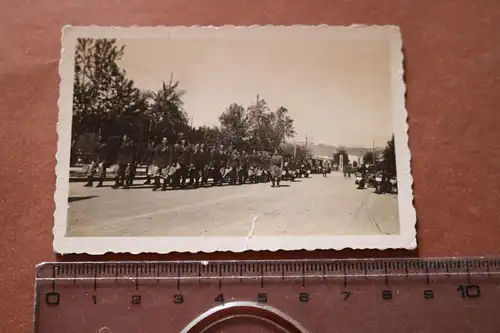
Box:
[286,142,384,158]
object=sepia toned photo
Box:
[53,25,416,254]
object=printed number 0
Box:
[174,294,184,304]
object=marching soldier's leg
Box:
[243,166,248,184]
[211,167,219,186]
[96,163,106,187]
[152,166,161,191]
[177,165,185,186]
[84,161,96,187]
[232,169,237,185]
[118,168,124,186]
[187,167,194,187]
[183,166,188,186]
[195,167,201,187]
[144,164,152,185]
[161,170,168,191]
[202,167,209,186]
[172,168,180,189]
[122,164,132,189]
[200,167,206,186]
[192,167,200,187]
[112,165,121,189]
[238,168,243,185]
[127,164,136,186]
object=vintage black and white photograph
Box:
[54,25,416,254]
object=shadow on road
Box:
[68,195,99,203]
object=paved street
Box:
[66,172,400,237]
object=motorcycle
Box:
[374,173,393,194]
[390,177,398,193]
[303,165,312,178]
[298,164,306,178]
[367,173,377,188]
[281,169,292,181]
[356,173,367,189]
[354,172,363,185]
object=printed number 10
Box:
[457,285,481,299]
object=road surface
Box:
[66,172,400,237]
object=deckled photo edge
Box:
[54,25,77,254]
[53,25,416,255]
[388,27,417,249]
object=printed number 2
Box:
[257,293,267,303]
[382,290,392,300]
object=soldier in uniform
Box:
[212,144,227,186]
[151,137,172,191]
[190,143,203,188]
[322,161,328,178]
[228,149,240,185]
[142,141,156,185]
[199,143,211,186]
[261,151,271,183]
[84,134,112,188]
[239,150,249,185]
[175,139,192,188]
[207,146,217,186]
[113,135,137,189]
[83,135,111,187]
[289,157,298,181]
[127,139,139,187]
[269,149,284,188]
[169,141,182,189]
[248,149,260,183]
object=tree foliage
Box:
[281,143,311,159]
[71,39,296,156]
[219,103,248,148]
[362,151,376,165]
[72,38,190,146]
[73,38,141,139]
[383,135,397,176]
[147,78,188,141]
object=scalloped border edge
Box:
[53,25,416,255]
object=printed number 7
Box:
[341,291,351,300]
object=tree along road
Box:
[66,172,400,237]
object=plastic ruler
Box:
[34,258,500,332]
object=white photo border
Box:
[54,25,416,254]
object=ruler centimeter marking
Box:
[35,258,500,284]
[35,258,500,333]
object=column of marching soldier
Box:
[83,134,314,191]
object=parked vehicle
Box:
[390,177,398,193]
[354,172,363,185]
[367,172,377,188]
[374,172,393,194]
[356,173,367,189]
[299,163,311,178]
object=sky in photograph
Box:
[116,37,394,148]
